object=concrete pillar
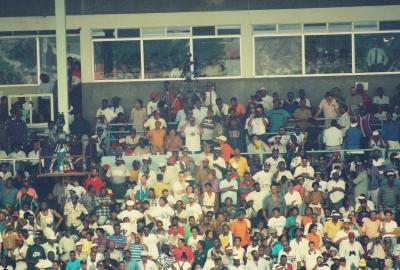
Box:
[55,0,70,132]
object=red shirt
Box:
[168,225,184,236]
[84,177,104,193]
[172,246,194,263]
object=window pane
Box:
[143,39,190,79]
[93,41,141,80]
[305,35,352,74]
[355,33,400,73]
[255,36,302,75]
[39,36,81,81]
[0,38,37,85]
[193,38,240,77]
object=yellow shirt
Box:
[323,220,343,241]
[219,233,230,249]
[153,182,170,198]
[362,218,381,239]
[229,156,249,177]
[81,239,92,256]
[130,169,139,182]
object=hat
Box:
[264,162,271,166]
[35,259,53,269]
[141,251,149,257]
[76,241,83,246]
[91,243,98,248]
[126,200,135,206]
[358,195,367,201]
[387,171,396,176]
[188,194,196,200]
[216,135,227,142]
[331,211,340,217]
[80,260,87,265]
[359,259,367,268]
[372,130,380,136]
[118,138,126,144]
[272,147,279,152]
[333,256,340,260]
[158,162,166,167]
[343,218,350,223]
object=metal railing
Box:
[0,158,39,176]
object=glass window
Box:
[278,24,301,33]
[328,22,352,32]
[39,36,81,81]
[303,23,327,33]
[192,26,215,36]
[143,39,190,79]
[253,24,277,34]
[93,41,141,80]
[255,36,302,75]
[193,38,240,77]
[305,35,352,74]
[0,38,37,85]
[355,33,400,73]
[354,21,377,31]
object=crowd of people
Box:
[1,80,400,270]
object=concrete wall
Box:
[82,74,400,122]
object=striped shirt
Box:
[128,243,143,262]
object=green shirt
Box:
[26,245,46,270]
[266,109,291,133]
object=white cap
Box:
[372,130,379,136]
[126,200,134,206]
[158,162,166,167]
[373,158,385,167]
[216,135,227,142]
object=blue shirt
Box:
[344,127,361,149]
[266,109,291,133]
[382,121,400,141]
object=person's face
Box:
[271,185,277,194]
[255,184,261,192]
[101,100,108,109]
[178,240,184,248]
[371,212,377,220]
[70,252,76,260]
[385,212,393,221]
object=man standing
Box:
[106,155,130,200]
[382,112,400,151]
[323,120,343,151]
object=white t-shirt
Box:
[253,170,273,192]
[327,179,346,203]
[268,216,287,236]
[284,191,303,206]
[96,107,116,122]
[186,203,203,222]
[381,220,398,238]
[246,190,268,212]
[219,179,238,205]
[250,118,269,135]
[184,125,201,152]
[117,209,144,223]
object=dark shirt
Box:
[100,259,119,270]
[282,100,299,114]
[382,120,400,141]
[226,127,245,151]
[26,245,46,270]
[70,117,91,136]
[344,127,361,149]
[7,118,27,145]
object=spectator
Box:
[266,99,291,133]
[282,92,299,115]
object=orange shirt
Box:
[147,128,166,147]
[232,103,246,116]
[221,143,234,162]
[302,215,312,227]
[305,233,321,250]
[230,219,250,247]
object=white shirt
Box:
[373,95,389,105]
[339,240,363,268]
[204,90,218,106]
[106,164,130,184]
[278,249,301,270]
[193,106,208,123]
[268,216,286,236]
[246,190,268,212]
[139,259,158,270]
[186,202,203,222]
[380,220,398,238]
[210,157,226,179]
[290,238,309,262]
[8,150,27,160]
[219,179,238,205]
[327,179,346,203]
[117,209,144,223]
[28,149,40,166]
[284,191,302,206]
[367,47,388,66]
[212,104,229,117]
[249,118,269,136]
[96,107,116,122]
[265,157,285,174]
[253,170,273,192]
[245,258,270,270]
[305,249,322,270]
[293,166,315,179]
[338,112,351,137]
[296,98,311,108]
[146,101,159,115]
[323,127,343,147]
[0,150,7,159]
